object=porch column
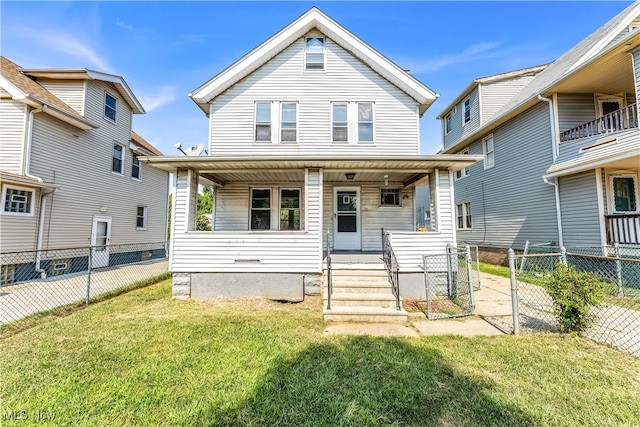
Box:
[173,168,198,234]
[631,46,640,122]
[305,168,323,272]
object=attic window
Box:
[305,37,325,70]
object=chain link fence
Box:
[508,244,640,358]
[422,246,475,319]
[1,241,169,327]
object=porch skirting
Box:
[172,272,321,301]
[399,272,427,299]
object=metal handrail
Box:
[325,230,332,310]
[381,228,401,311]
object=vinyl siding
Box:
[39,80,85,115]
[26,80,169,250]
[480,75,538,123]
[557,93,596,133]
[0,185,41,252]
[443,88,480,151]
[0,100,27,174]
[209,36,420,156]
[632,45,640,96]
[454,102,559,249]
[558,170,602,247]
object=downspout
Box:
[24,105,47,179]
[538,95,563,247]
[35,189,56,278]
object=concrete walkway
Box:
[325,272,514,337]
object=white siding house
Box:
[144,8,481,301]
[440,2,640,256]
[0,56,170,284]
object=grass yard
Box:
[2,280,640,426]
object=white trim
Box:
[91,216,112,268]
[449,171,457,244]
[168,173,177,268]
[595,168,608,246]
[111,141,125,175]
[333,186,361,250]
[1,184,36,216]
[185,170,193,233]
[249,187,273,231]
[304,36,326,71]
[444,112,453,135]
[136,205,147,230]
[478,84,483,126]
[330,101,349,143]
[316,168,323,271]
[434,168,441,233]
[455,201,472,230]
[462,97,471,126]
[131,153,142,181]
[482,134,495,169]
[279,101,298,144]
[552,93,560,160]
[104,91,117,123]
[81,80,88,116]
[544,147,640,178]
[356,101,375,144]
[304,169,310,232]
[455,148,470,180]
[379,188,402,207]
[279,187,302,230]
[607,172,639,213]
[254,101,273,143]
[596,94,625,117]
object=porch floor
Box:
[324,251,384,265]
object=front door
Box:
[91,216,111,268]
[334,187,361,250]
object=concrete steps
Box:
[323,265,408,323]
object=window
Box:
[255,102,272,142]
[483,135,495,169]
[136,206,147,229]
[456,202,472,230]
[280,189,300,230]
[0,264,15,286]
[332,103,348,142]
[445,113,452,135]
[358,102,374,142]
[112,143,124,174]
[104,92,117,122]
[250,189,271,230]
[380,188,401,207]
[463,98,471,124]
[132,155,141,180]
[280,103,297,143]
[611,176,638,213]
[2,186,34,216]
[455,148,470,180]
[305,37,325,70]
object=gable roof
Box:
[443,1,640,154]
[18,67,145,114]
[130,131,163,156]
[0,56,97,129]
[189,7,438,116]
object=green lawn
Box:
[2,280,640,426]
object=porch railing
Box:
[606,214,640,245]
[381,229,401,311]
[325,230,332,310]
[560,103,638,142]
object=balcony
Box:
[560,104,638,142]
[606,214,640,245]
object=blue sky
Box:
[1,1,633,155]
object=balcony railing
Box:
[606,214,640,245]
[560,104,638,142]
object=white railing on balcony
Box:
[560,104,638,142]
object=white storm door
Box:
[333,187,361,250]
[91,216,111,268]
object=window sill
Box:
[0,211,34,217]
[136,227,146,231]
[111,171,124,176]
[103,117,117,125]
[131,177,142,182]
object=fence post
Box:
[508,248,519,335]
[519,240,530,274]
[465,246,475,314]
[85,246,92,305]
[614,243,624,297]
[559,247,567,266]
[475,245,481,290]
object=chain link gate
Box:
[422,245,475,319]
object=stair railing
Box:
[381,228,401,311]
[326,230,332,310]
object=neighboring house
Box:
[0,56,170,283]
[144,8,481,302]
[439,2,640,255]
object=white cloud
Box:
[137,86,177,112]
[408,41,504,74]
[116,19,134,31]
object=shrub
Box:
[546,264,607,333]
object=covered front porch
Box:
[143,154,482,300]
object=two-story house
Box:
[0,56,170,284]
[144,8,481,316]
[439,2,640,259]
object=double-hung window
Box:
[357,102,374,143]
[463,98,471,124]
[255,102,272,142]
[483,135,495,169]
[250,189,271,230]
[105,92,117,122]
[332,103,348,143]
[112,143,124,174]
[136,206,147,229]
[280,189,300,230]
[305,37,325,70]
[445,113,452,135]
[611,176,638,213]
[2,185,34,216]
[132,155,141,180]
[280,103,297,143]
[455,148,470,180]
[456,202,472,230]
